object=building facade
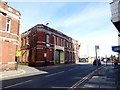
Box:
[0,1,21,71]
[20,24,79,66]
[110,0,120,60]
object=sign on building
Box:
[16,50,21,57]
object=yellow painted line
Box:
[68,66,104,90]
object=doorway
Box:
[2,41,9,64]
[55,50,64,64]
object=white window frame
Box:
[67,42,69,48]
[54,36,58,45]
[46,34,50,43]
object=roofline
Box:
[21,24,78,42]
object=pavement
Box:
[74,63,120,89]
[0,65,48,80]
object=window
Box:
[64,40,65,47]
[69,43,71,48]
[51,35,54,44]
[6,18,11,32]
[56,37,58,45]
[54,36,58,45]
[31,34,36,44]
[60,39,62,46]
[46,35,50,43]
[58,38,61,46]
[61,39,63,46]
[62,39,64,47]
[23,38,25,46]
[21,38,23,46]
[67,42,69,48]
[33,35,36,43]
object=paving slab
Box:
[78,64,120,89]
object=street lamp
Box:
[78,43,81,61]
[46,23,49,26]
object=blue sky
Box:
[8,1,118,57]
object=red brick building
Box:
[20,24,79,66]
[0,1,21,71]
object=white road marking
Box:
[45,71,65,77]
[4,79,32,88]
[67,67,80,72]
[46,66,79,77]
[68,69,74,71]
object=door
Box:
[2,41,9,64]
[60,51,64,64]
[55,50,60,64]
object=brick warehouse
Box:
[20,24,79,66]
[0,1,21,71]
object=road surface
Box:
[2,63,101,89]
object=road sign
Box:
[95,45,99,49]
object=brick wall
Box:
[21,24,79,66]
[0,1,20,71]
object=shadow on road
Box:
[2,63,98,89]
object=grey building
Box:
[110,0,120,59]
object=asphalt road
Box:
[2,63,101,89]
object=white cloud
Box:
[79,29,118,57]
[56,4,111,29]
[19,2,66,33]
[52,3,118,57]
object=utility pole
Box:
[87,45,89,58]
[95,45,99,63]
[95,45,99,75]
[95,45,100,88]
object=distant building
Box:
[20,24,79,66]
[110,0,120,60]
[0,1,21,71]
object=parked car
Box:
[102,58,110,63]
[79,58,88,62]
[93,59,101,65]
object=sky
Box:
[8,0,118,57]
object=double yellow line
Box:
[68,66,104,90]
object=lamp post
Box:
[78,43,81,61]
[95,45,99,59]
[87,45,89,59]
[95,45,99,76]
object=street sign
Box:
[95,45,99,49]
[16,50,21,56]
[112,46,120,52]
